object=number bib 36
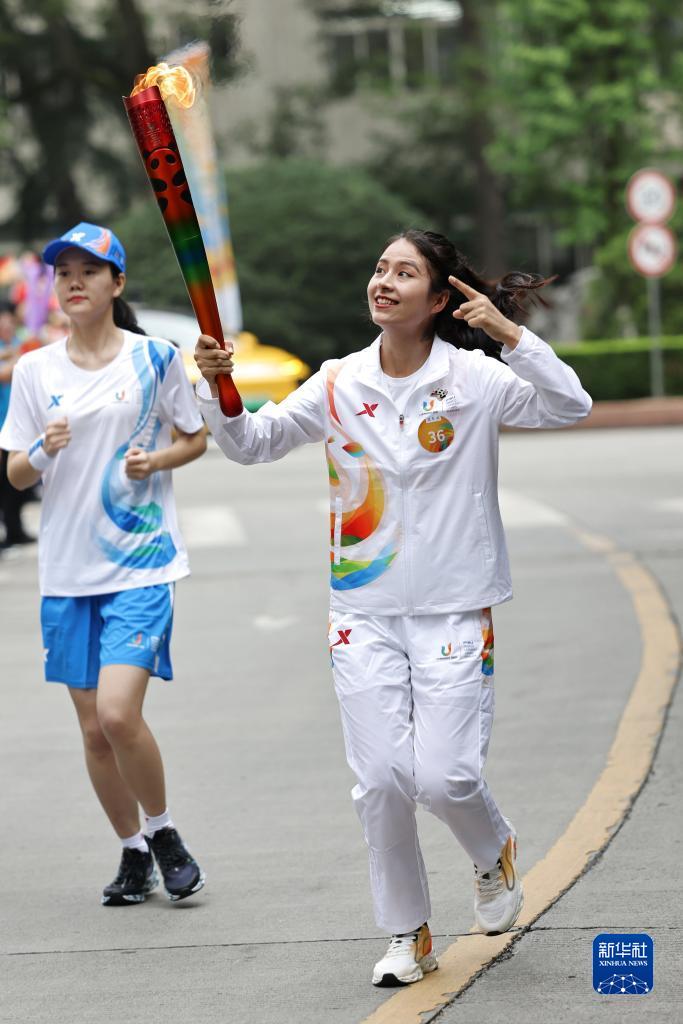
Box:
[418,414,454,453]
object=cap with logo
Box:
[42,222,126,274]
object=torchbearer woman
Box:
[195,229,592,985]
[0,223,207,906]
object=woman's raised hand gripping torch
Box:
[123,64,243,417]
[195,334,235,399]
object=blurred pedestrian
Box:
[0,222,208,907]
[14,251,54,338]
[195,228,592,986]
[0,298,34,548]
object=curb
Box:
[573,397,683,429]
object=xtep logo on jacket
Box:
[356,402,378,417]
[48,394,63,409]
[330,628,352,648]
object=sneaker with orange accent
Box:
[372,923,438,986]
[474,833,523,934]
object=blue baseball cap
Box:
[42,222,126,274]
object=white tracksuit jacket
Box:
[197,328,592,615]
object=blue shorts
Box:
[41,584,175,689]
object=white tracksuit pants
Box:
[329,608,511,935]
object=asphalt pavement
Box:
[1,425,681,1024]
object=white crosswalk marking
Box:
[253,615,300,631]
[654,497,683,514]
[498,488,570,528]
[178,506,247,548]
[317,490,569,529]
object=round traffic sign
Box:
[628,223,677,277]
[626,168,676,224]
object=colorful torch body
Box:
[124,85,242,417]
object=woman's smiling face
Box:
[367,239,447,334]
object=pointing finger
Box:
[449,275,481,300]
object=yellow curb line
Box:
[361,529,681,1024]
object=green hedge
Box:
[552,337,683,401]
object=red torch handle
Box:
[124,85,243,418]
[188,279,243,418]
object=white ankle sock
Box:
[122,830,149,854]
[145,809,174,836]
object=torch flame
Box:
[130,63,196,108]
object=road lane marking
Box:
[360,527,681,1024]
[178,506,247,548]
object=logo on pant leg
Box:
[126,632,147,649]
[329,626,352,666]
[438,641,458,661]
[330,628,352,648]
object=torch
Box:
[124,66,242,417]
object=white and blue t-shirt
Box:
[0,330,203,597]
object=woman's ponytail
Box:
[113,296,146,335]
[106,264,146,335]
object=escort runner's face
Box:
[54,249,125,323]
[368,240,448,334]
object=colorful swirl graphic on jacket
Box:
[98,340,178,569]
[326,364,399,590]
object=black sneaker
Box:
[148,826,205,902]
[101,843,159,906]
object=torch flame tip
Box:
[130,62,196,108]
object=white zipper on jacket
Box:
[356,359,449,617]
[396,410,414,615]
[353,375,416,614]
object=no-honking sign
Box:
[628,223,677,278]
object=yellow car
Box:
[136,308,310,410]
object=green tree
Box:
[363,0,683,313]
[0,0,242,241]
[237,85,329,159]
[492,0,683,335]
[113,158,425,366]
[355,0,510,275]
[493,0,681,245]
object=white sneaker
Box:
[474,833,524,934]
[372,923,438,986]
